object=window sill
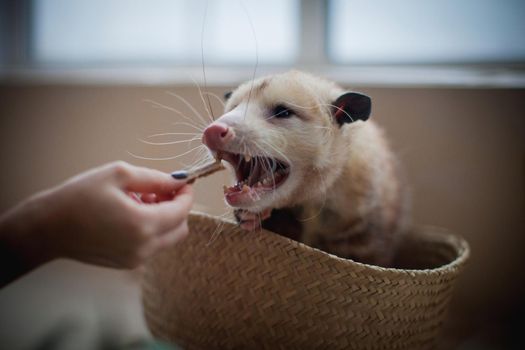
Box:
[1,64,524,88]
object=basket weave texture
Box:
[142,212,469,350]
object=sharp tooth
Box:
[244,154,251,162]
[256,181,262,187]
[223,185,228,193]
[242,184,250,193]
[262,178,269,185]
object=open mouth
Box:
[217,151,290,205]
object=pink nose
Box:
[202,122,235,150]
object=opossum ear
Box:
[333,92,371,126]
[224,91,233,100]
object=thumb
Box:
[120,164,187,194]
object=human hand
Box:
[0,161,194,276]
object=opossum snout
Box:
[202,122,235,150]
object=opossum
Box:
[202,70,409,267]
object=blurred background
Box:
[0,0,524,349]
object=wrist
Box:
[0,191,60,286]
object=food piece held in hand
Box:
[171,160,225,184]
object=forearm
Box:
[0,192,57,288]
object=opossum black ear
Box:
[224,91,233,100]
[333,92,371,126]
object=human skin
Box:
[0,161,194,287]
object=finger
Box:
[140,221,190,259]
[128,192,143,203]
[118,163,187,194]
[137,183,186,205]
[142,184,190,204]
[140,193,157,203]
[141,185,194,235]
[154,191,176,203]
[156,220,190,248]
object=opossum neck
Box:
[314,149,367,219]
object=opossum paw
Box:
[234,208,272,231]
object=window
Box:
[33,0,300,65]
[1,0,524,86]
[328,0,525,64]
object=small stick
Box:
[171,160,225,184]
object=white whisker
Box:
[202,91,225,110]
[189,75,215,123]
[171,122,205,133]
[200,0,215,121]
[138,136,201,146]
[165,91,210,128]
[240,0,258,122]
[127,144,205,161]
[147,132,201,138]
[144,99,207,129]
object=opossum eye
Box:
[272,105,293,119]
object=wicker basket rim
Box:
[189,211,470,276]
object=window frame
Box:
[1,0,524,88]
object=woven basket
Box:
[142,212,469,350]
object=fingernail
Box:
[171,170,188,180]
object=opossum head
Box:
[202,70,371,212]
